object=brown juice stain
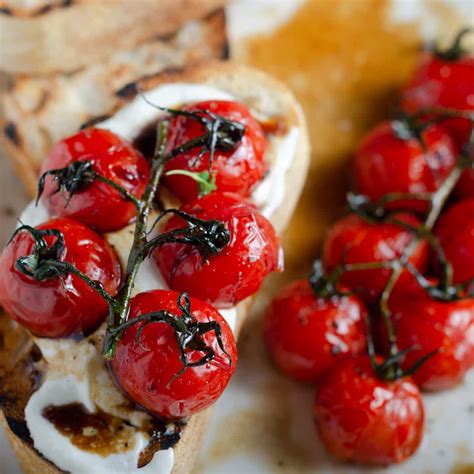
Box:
[237,0,422,278]
[450,463,474,474]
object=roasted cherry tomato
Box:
[435,198,474,285]
[164,100,267,202]
[401,38,474,196]
[0,218,121,338]
[314,356,424,465]
[322,213,428,303]
[401,43,474,148]
[40,128,150,232]
[263,279,367,383]
[354,121,456,211]
[388,280,474,391]
[155,192,282,307]
[111,290,237,420]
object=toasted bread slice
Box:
[0,61,310,474]
[0,8,228,197]
[0,0,225,75]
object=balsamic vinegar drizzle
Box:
[138,419,184,468]
[42,403,136,456]
[41,403,184,466]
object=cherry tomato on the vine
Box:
[164,100,268,202]
[155,192,282,307]
[388,280,474,391]
[40,128,150,232]
[435,198,474,285]
[111,289,237,420]
[263,279,367,383]
[401,43,474,197]
[354,121,456,212]
[401,47,474,147]
[314,356,424,465]
[0,218,121,337]
[322,213,429,303]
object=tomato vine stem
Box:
[376,130,472,377]
[102,121,170,357]
[314,114,473,380]
[15,101,247,360]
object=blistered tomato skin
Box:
[314,356,424,465]
[263,280,367,383]
[40,128,150,232]
[322,213,429,303]
[164,100,268,202]
[354,121,456,211]
[0,218,121,338]
[155,192,282,307]
[435,198,474,285]
[111,290,237,420]
[389,282,474,391]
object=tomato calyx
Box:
[390,114,428,143]
[366,318,439,382]
[138,97,247,166]
[109,292,232,385]
[145,209,230,262]
[434,27,473,62]
[309,260,349,298]
[10,224,115,306]
[37,159,142,209]
[37,160,95,207]
[10,224,65,275]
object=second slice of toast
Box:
[1,8,228,196]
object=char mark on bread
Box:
[4,122,19,146]
[0,0,73,17]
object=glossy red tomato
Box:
[401,49,474,147]
[354,121,456,211]
[40,128,150,232]
[314,356,424,465]
[456,167,474,200]
[401,47,474,197]
[155,192,282,307]
[322,213,429,303]
[388,281,474,391]
[164,100,267,202]
[0,218,121,337]
[111,289,237,420]
[435,198,474,285]
[263,279,367,383]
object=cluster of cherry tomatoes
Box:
[264,31,474,465]
[0,100,282,420]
